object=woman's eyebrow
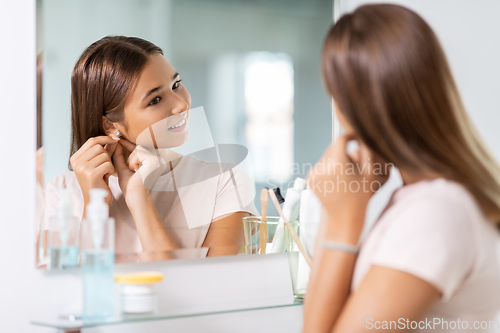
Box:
[142,73,179,102]
[142,85,163,102]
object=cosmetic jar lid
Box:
[115,271,163,284]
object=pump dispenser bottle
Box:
[48,189,79,269]
[81,189,115,322]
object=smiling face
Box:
[104,53,191,149]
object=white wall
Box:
[343,0,500,160]
[0,1,82,332]
[0,0,37,330]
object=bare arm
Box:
[303,234,358,332]
[304,218,440,332]
[333,265,440,332]
[113,141,179,261]
[127,191,180,254]
[203,212,249,257]
[303,134,392,332]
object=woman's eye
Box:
[149,96,161,106]
[173,79,182,90]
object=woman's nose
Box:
[169,93,188,116]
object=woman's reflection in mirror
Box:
[45,37,258,263]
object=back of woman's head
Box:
[322,4,500,222]
[70,36,162,161]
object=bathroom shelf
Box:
[31,252,300,331]
[31,298,303,331]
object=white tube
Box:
[296,185,322,294]
[271,178,307,253]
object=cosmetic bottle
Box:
[37,183,47,266]
[81,189,115,322]
[271,177,307,253]
[295,184,322,296]
[48,189,80,269]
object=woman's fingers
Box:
[334,134,357,164]
[118,137,137,152]
[104,141,118,158]
[72,143,106,169]
[127,149,140,172]
[348,150,361,164]
[70,136,117,162]
[87,152,114,171]
[113,142,126,168]
[359,141,374,166]
[113,137,166,191]
[80,153,114,185]
[113,142,134,180]
[95,161,115,183]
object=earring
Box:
[114,130,120,136]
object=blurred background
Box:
[38,0,334,214]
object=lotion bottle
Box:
[48,189,79,269]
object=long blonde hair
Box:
[322,4,500,223]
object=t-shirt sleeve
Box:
[372,197,476,301]
[212,166,259,220]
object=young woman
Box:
[45,36,257,261]
[304,4,500,332]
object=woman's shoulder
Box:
[376,178,484,260]
[180,155,257,214]
[179,155,253,184]
[392,178,482,220]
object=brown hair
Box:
[322,4,500,222]
[69,36,163,167]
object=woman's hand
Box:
[113,138,180,254]
[307,134,389,245]
[113,138,168,206]
[303,135,390,332]
[70,136,118,207]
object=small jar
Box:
[114,271,163,314]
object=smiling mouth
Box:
[168,116,187,130]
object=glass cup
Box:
[288,221,320,299]
[242,216,298,254]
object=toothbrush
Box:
[259,189,269,254]
[268,189,312,268]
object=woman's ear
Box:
[102,116,119,137]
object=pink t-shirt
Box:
[353,178,500,332]
[44,155,258,259]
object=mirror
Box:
[36,0,333,268]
